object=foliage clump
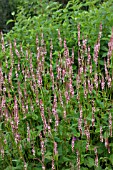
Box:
[1,0,113,169]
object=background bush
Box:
[0,0,20,33]
[1,0,113,169]
[5,0,113,61]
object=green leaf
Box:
[54,137,60,142]
[23,113,39,120]
[45,152,52,160]
[98,60,104,66]
[54,154,58,161]
[62,157,70,162]
[6,19,15,25]
[87,157,94,168]
[95,167,103,170]
[81,168,88,170]
[96,99,105,109]
[109,154,113,165]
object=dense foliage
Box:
[5,0,113,61]
[1,0,113,169]
[0,0,21,33]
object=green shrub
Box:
[1,24,113,169]
[1,0,113,169]
[5,0,113,63]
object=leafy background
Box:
[0,0,113,169]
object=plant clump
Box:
[0,24,113,169]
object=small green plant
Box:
[0,23,113,169]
